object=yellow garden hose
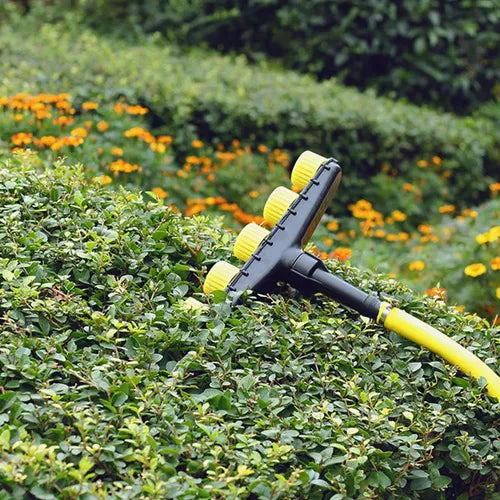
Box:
[380,304,500,399]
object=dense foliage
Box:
[0,22,497,214]
[0,156,499,498]
[9,0,500,112]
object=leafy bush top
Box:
[0,155,498,498]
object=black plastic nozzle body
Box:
[226,158,381,320]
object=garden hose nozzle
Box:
[203,150,500,400]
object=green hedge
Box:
[0,23,496,212]
[0,154,499,498]
[10,0,500,112]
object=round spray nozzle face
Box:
[291,150,327,190]
[263,186,298,225]
[203,261,239,294]
[234,222,270,262]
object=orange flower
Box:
[417,223,432,234]
[52,116,74,126]
[192,139,203,149]
[113,102,125,114]
[11,132,33,146]
[403,183,414,192]
[490,257,500,271]
[158,135,173,144]
[331,247,352,262]
[152,187,168,199]
[326,220,339,231]
[464,263,487,277]
[425,287,446,299]
[82,101,99,111]
[462,208,478,218]
[249,190,259,199]
[439,204,455,214]
[258,144,268,153]
[432,156,442,165]
[322,237,334,246]
[151,142,166,153]
[97,120,109,132]
[71,127,88,137]
[391,210,407,222]
[110,159,141,173]
[489,182,500,193]
[126,104,148,115]
[111,147,123,156]
[409,260,425,271]
[417,160,428,168]
[94,175,112,185]
[35,135,57,148]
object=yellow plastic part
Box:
[383,307,500,400]
[234,223,270,262]
[203,261,239,294]
[263,186,299,225]
[291,150,327,190]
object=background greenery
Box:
[8,0,500,112]
[0,2,499,497]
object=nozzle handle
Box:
[288,251,381,319]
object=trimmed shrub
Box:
[0,153,499,498]
[10,0,500,111]
[0,23,496,212]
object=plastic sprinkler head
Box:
[204,150,380,318]
[203,150,500,400]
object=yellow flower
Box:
[497,288,500,300]
[464,263,487,277]
[409,260,425,271]
[417,160,428,168]
[490,257,500,271]
[439,204,455,214]
[152,187,168,199]
[192,140,203,149]
[94,175,112,185]
[111,147,123,156]
[490,226,500,240]
[82,101,99,110]
[322,237,334,246]
[97,120,109,132]
[476,232,491,245]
